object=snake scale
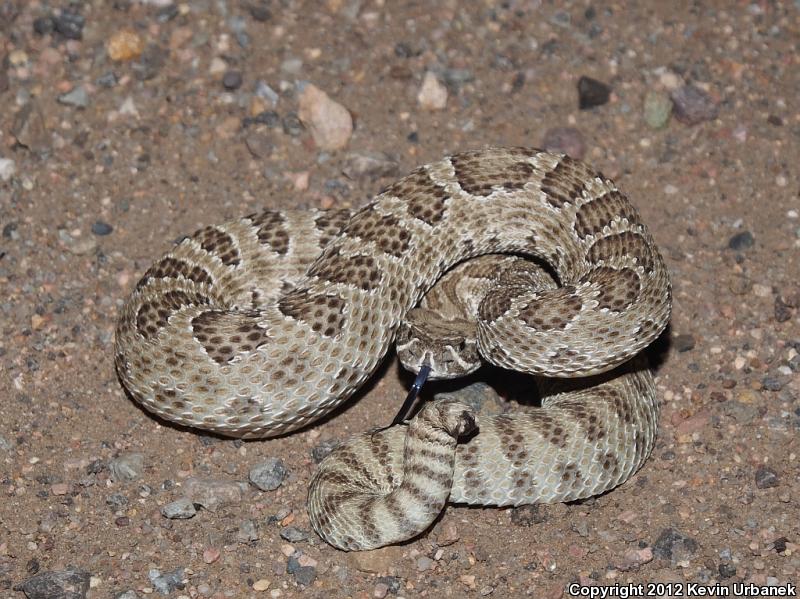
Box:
[115,147,672,551]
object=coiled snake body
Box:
[115,147,671,550]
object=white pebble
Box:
[752,284,771,298]
[658,70,682,90]
[417,71,448,110]
[0,158,16,182]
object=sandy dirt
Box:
[1,1,798,598]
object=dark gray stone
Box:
[54,11,84,40]
[249,458,287,491]
[222,70,243,90]
[755,466,779,489]
[728,231,754,250]
[91,221,113,236]
[16,568,90,599]
[577,76,611,109]
[653,528,698,563]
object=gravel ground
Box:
[1,1,799,598]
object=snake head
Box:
[396,309,482,380]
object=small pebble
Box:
[282,112,304,137]
[237,519,259,543]
[244,132,273,159]
[91,221,113,236]
[342,152,400,180]
[728,231,754,250]
[248,3,272,22]
[148,568,185,595]
[287,557,316,586]
[643,90,673,129]
[442,68,474,87]
[253,579,271,591]
[203,546,221,564]
[653,528,698,565]
[249,458,287,491]
[280,527,309,542]
[255,80,279,106]
[109,453,144,482]
[222,70,243,90]
[616,547,654,571]
[184,477,247,511]
[577,76,611,109]
[417,71,448,110]
[0,158,16,182]
[58,85,90,109]
[374,582,390,599]
[435,521,460,546]
[33,16,55,35]
[311,439,340,463]
[772,537,788,553]
[670,84,718,125]
[719,563,737,578]
[281,58,303,75]
[754,466,779,489]
[161,497,197,519]
[416,556,434,571]
[12,102,49,153]
[54,11,85,40]
[761,376,785,392]
[297,83,353,150]
[107,29,144,61]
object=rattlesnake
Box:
[114,147,671,551]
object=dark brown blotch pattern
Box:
[496,416,530,468]
[381,166,449,226]
[581,266,641,312]
[526,412,570,448]
[192,226,241,266]
[136,289,211,340]
[307,249,383,291]
[137,257,213,290]
[248,210,291,255]
[564,403,608,443]
[518,287,583,331]
[557,461,584,490]
[478,285,527,323]
[278,290,346,338]
[574,190,640,239]
[540,155,595,209]
[343,209,411,257]
[588,231,655,273]
[314,209,352,248]
[451,147,538,196]
[191,310,270,364]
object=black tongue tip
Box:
[390,362,431,426]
